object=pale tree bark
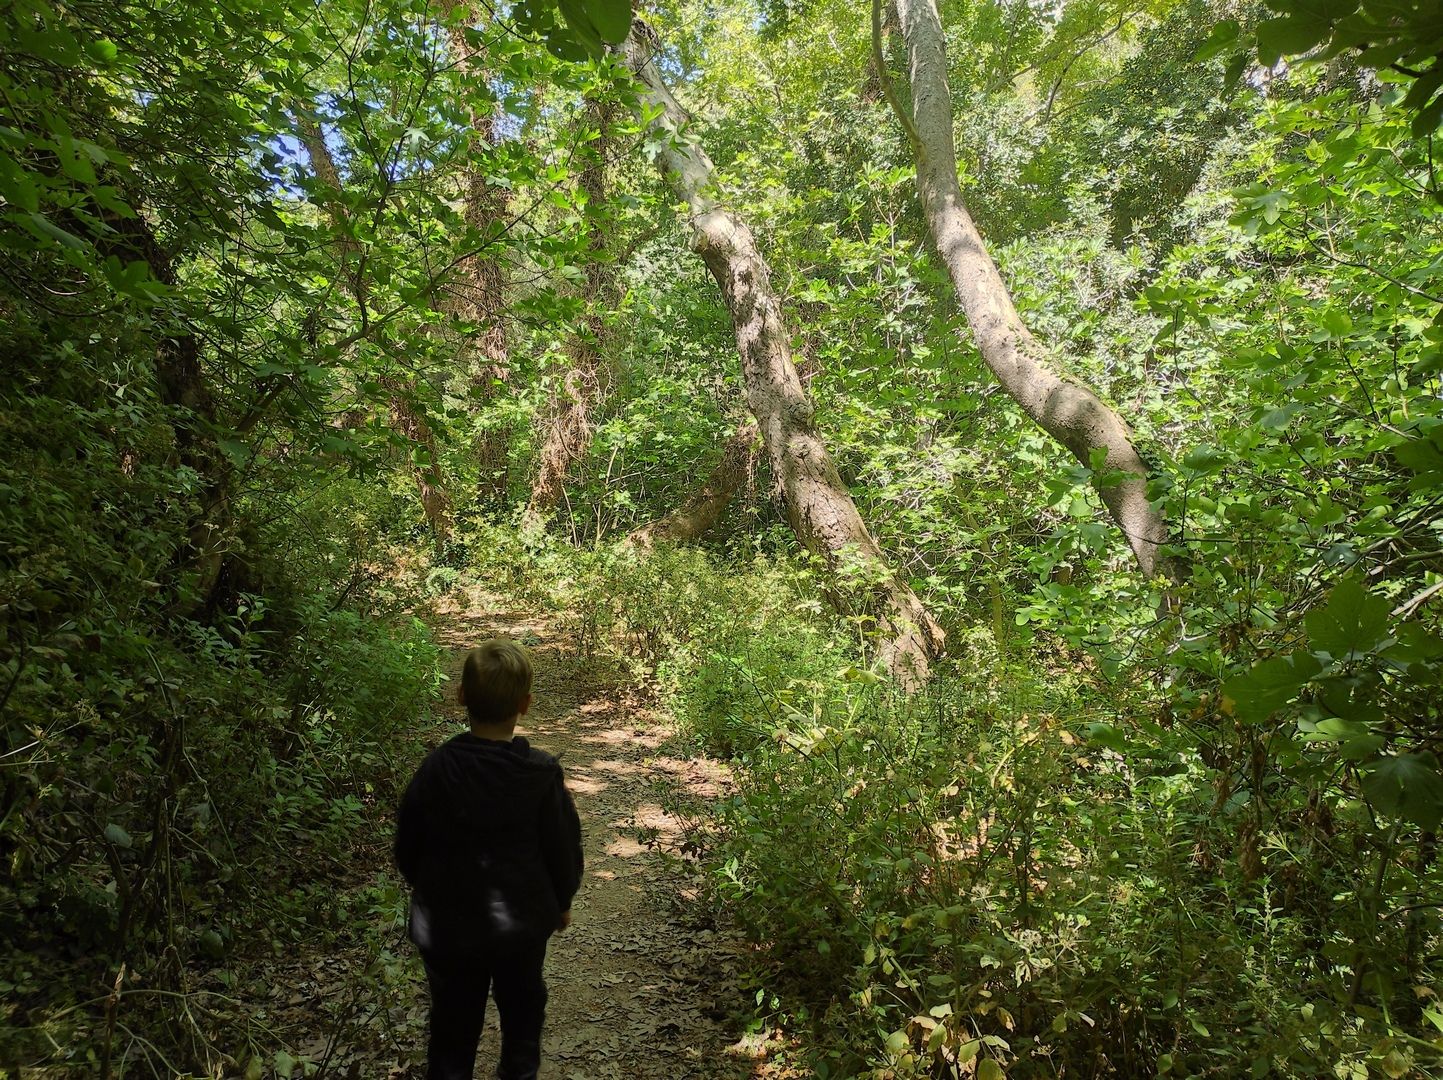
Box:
[526,97,617,524]
[446,3,512,507]
[629,421,760,546]
[876,0,1178,580]
[294,113,452,544]
[619,24,945,685]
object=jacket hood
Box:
[422,733,561,824]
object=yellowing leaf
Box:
[1380,1048,1410,1079]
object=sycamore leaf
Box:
[1257,14,1331,65]
[1181,444,1227,474]
[1273,0,1358,19]
[1395,428,1443,488]
[555,0,604,56]
[1362,753,1443,830]
[1193,20,1240,62]
[585,0,632,45]
[1304,579,1391,659]
[1221,653,1321,723]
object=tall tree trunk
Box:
[619,24,945,686]
[446,4,512,507]
[526,97,617,524]
[294,113,452,544]
[629,421,760,546]
[876,0,1177,580]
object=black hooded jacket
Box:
[395,733,583,953]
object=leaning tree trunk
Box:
[526,97,618,524]
[294,113,452,544]
[619,24,945,685]
[629,421,760,546]
[877,0,1176,580]
[446,3,512,507]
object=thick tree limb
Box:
[879,0,1179,580]
[629,421,760,546]
[618,23,945,686]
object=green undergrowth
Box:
[0,370,442,1077]
[456,523,1443,1080]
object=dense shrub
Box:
[0,335,441,1069]
[483,530,1441,1079]
[692,637,1442,1079]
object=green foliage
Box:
[462,507,1439,1078]
[513,0,634,60]
[607,565,1442,1077]
[1212,0,1443,139]
[0,0,467,1060]
[7,0,1443,1071]
[1134,78,1443,916]
[0,461,441,1067]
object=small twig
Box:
[100,963,126,1080]
[1393,578,1443,619]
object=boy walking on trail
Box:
[396,639,583,1080]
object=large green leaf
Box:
[1382,624,1443,668]
[584,0,632,45]
[1222,653,1322,723]
[555,0,604,57]
[1304,579,1392,659]
[1270,0,1359,20]
[1257,14,1332,66]
[1362,753,1443,829]
[1192,20,1240,62]
[1395,428,1443,488]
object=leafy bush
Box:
[508,527,1442,1079]
[0,333,442,1069]
[693,652,1442,1079]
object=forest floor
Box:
[248,583,775,1080]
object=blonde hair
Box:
[458,639,534,723]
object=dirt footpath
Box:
[422,589,756,1080]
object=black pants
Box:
[421,937,549,1080]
